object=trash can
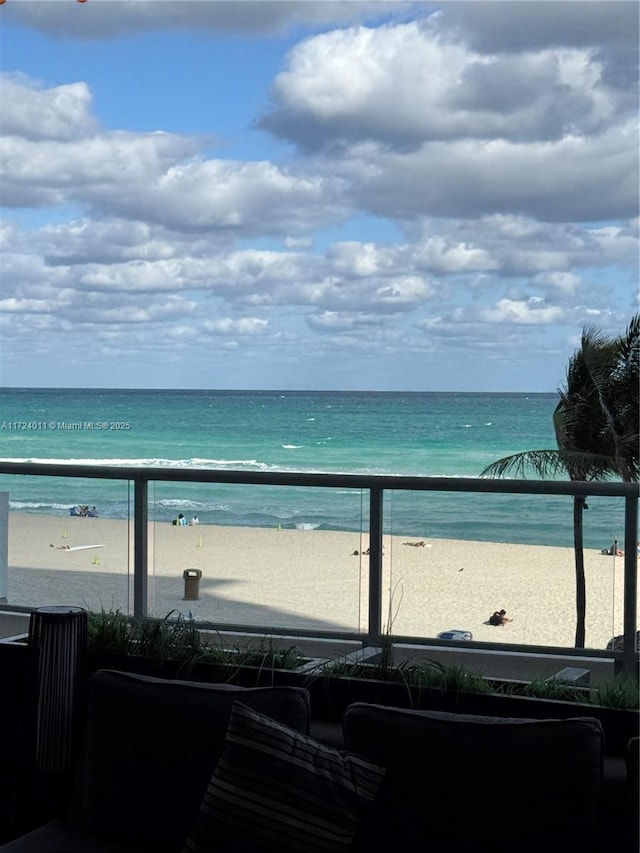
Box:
[182,569,202,601]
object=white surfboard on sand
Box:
[66,545,105,551]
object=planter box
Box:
[304,671,639,757]
[86,650,326,689]
[7,638,636,757]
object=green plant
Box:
[522,677,590,704]
[320,652,640,712]
[198,635,304,671]
[87,609,305,672]
[133,610,205,664]
[86,608,638,710]
[400,660,493,695]
[236,640,304,671]
[518,674,639,710]
[592,675,640,710]
[321,659,391,680]
[320,657,492,696]
[87,607,134,654]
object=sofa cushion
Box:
[72,670,310,853]
[343,703,604,853]
[184,701,385,853]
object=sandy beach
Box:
[2,512,635,652]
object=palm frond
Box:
[480,450,568,479]
[480,448,625,481]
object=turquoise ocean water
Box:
[0,388,626,549]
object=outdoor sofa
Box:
[1,669,636,853]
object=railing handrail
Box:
[1,460,638,497]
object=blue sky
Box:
[0,1,638,391]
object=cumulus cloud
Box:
[327,241,399,277]
[460,297,566,325]
[35,218,202,266]
[256,16,638,225]
[409,215,640,276]
[532,272,581,295]
[4,215,635,333]
[203,317,269,336]
[0,128,199,209]
[307,311,385,332]
[117,160,345,234]
[261,21,633,149]
[0,76,347,233]
[0,74,98,140]
[341,122,638,222]
[411,235,498,274]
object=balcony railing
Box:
[0,461,638,674]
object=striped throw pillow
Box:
[183,701,385,853]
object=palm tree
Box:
[481,314,639,648]
[578,313,639,483]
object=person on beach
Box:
[403,540,426,547]
[489,609,512,626]
[601,539,624,556]
[189,515,200,526]
[50,544,71,550]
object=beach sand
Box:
[3,512,635,652]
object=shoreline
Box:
[3,512,635,652]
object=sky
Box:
[0,0,638,392]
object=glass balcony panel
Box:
[147,482,368,633]
[384,490,634,652]
[0,474,133,613]
[587,495,636,655]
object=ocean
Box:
[0,388,627,549]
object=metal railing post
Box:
[368,487,384,647]
[133,476,148,620]
[622,494,638,676]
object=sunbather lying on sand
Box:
[403,540,427,547]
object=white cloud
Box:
[0,126,198,209]
[341,122,638,223]
[3,215,635,339]
[472,297,566,325]
[125,160,345,234]
[0,297,56,314]
[411,235,498,274]
[0,74,98,140]
[259,18,637,225]
[203,317,269,336]
[532,272,581,295]
[262,22,630,148]
[0,76,347,233]
[306,311,385,332]
[327,241,398,277]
